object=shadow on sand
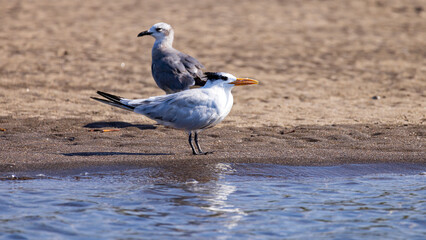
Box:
[63,152,172,156]
[84,121,156,130]
[78,122,167,156]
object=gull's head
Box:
[203,72,258,89]
[137,22,174,41]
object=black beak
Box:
[137,30,152,37]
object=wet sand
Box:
[0,117,424,172]
[0,0,425,172]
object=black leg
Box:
[194,132,203,153]
[194,132,212,155]
[188,132,197,155]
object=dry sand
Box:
[0,0,425,172]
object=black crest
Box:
[204,72,228,81]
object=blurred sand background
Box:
[0,0,425,171]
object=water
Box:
[1,163,425,239]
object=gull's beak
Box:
[230,78,259,86]
[137,30,152,37]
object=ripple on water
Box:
[0,163,425,239]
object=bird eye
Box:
[221,76,228,80]
[156,28,162,32]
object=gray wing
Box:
[177,52,205,85]
[131,91,219,130]
[152,50,205,93]
[152,58,194,94]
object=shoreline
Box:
[1,118,424,173]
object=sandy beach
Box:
[0,0,425,172]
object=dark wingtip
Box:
[96,91,122,101]
[194,76,207,86]
[91,96,113,105]
[91,94,135,110]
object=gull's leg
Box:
[188,132,198,155]
[194,132,212,155]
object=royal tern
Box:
[92,72,258,155]
[138,22,205,94]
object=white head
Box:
[203,72,258,89]
[138,22,174,47]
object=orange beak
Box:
[230,78,259,86]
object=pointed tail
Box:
[91,91,135,111]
